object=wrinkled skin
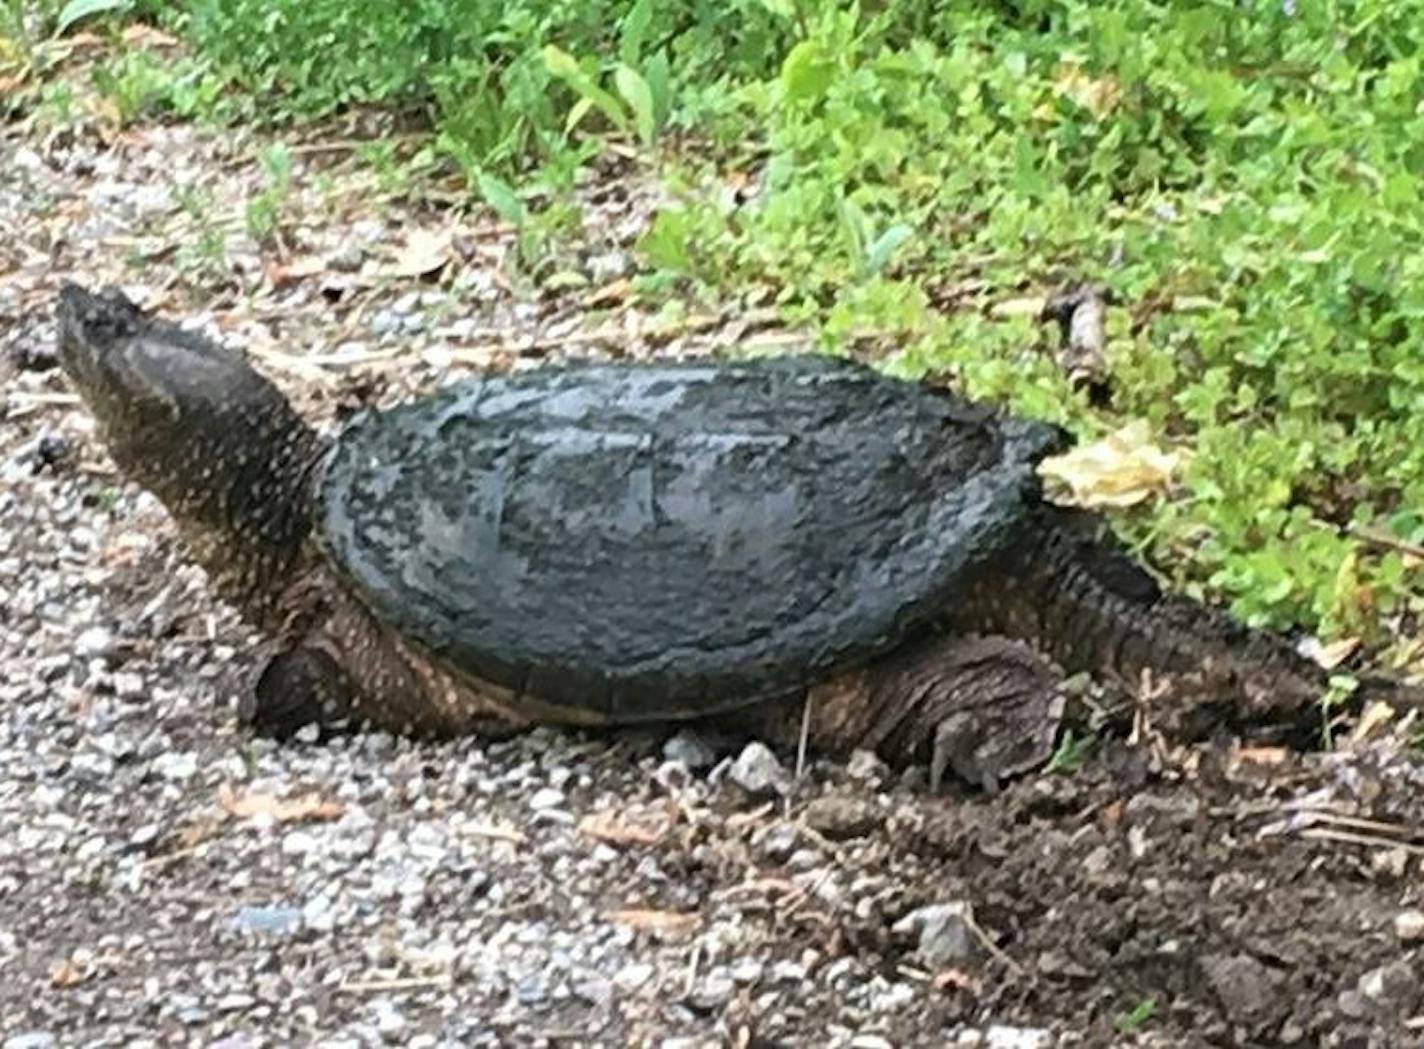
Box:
[57,284,1405,788]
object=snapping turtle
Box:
[55,284,1363,785]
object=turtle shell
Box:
[317,356,1063,723]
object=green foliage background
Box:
[11,0,1424,652]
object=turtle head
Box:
[56,283,324,615]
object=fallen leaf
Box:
[579,810,665,848]
[1347,700,1397,747]
[50,959,87,988]
[606,909,702,936]
[264,254,327,288]
[1303,636,1362,671]
[1233,746,1288,766]
[989,295,1047,318]
[932,967,983,995]
[387,228,451,278]
[122,24,179,48]
[1038,421,1180,508]
[218,784,345,823]
[1054,61,1120,118]
[582,278,631,308]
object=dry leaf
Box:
[264,254,327,288]
[388,228,452,278]
[218,784,345,823]
[1054,61,1120,118]
[932,967,983,995]
[1304,636,1362,671]
[122,24,179,48]
[50,959,87,988]
[989,295,1047,319]
[1038,421,1179,508]
[606,909,702,936]
[582,278,631,309]
[579,810,665,848]
[1347,700,1397,747]
[1233,746,1288,767]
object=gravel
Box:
[6,62,1424,1048]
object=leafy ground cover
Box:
[5,1,1423,662]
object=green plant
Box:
[1115,996,1157,1035]
[243,141,293,242]
[1045,729,1094,775]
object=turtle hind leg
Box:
[809,634,1068,791]
[243,645,359,739]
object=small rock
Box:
[662,729,719,770]
[329,243,365,272]
[112,672,145,701]
[984,1027,1052,1049]
[688,968,736,1010]
[528,787,565,810]
[753,821,800,863]
[727,741,790,796]
[75,626,115,660]
[33,435,72,471]
[850,1037,894,1049]
[573,974,613,1006]
[1395,909,1424,942]
[614,961,654,992]
[1200,953,1283,1024]
[282,830,319,856]
[893,901,981,968]
[233,905,303,936]
[127,823,161,850]
[11,341,58,372]
[4,1033,57,1049]
[216,993,255,1012]
[372,1000,406,1042]
[1358,959,1419,1011]
[846,748,890,783]
[729,958,764,985]
[803,796,878,839]
[151,752,197,782]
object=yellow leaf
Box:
[606,909,702,936]
[218,784,345,824]
[388,228,451,278]
[1053,60,1120,119]
[578,809,666,847]
[1038,421,1179,509]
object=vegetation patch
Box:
[6,0,1423,662]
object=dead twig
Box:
[1346,524,1424,561]
[337,974,453,994]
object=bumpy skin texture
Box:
[319,357,1065,722]
[60,284,1414,786]
[55,284,321,623]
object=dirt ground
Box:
[5,76,1424,1049]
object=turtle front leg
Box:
[809,634,1068,791]
[240,573,530,740]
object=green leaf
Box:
[780,40,834,104]
[543,45,628,133]
[836,198,870,271]
[619,0,653,66]
[476,171,524,226]
[615,64,656,147]
[56,0,131,33]
[644,50,672,129]
[565,97,594,135]
[540,45,580,80]
[637,208,691,274]
[865,223,913,275]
